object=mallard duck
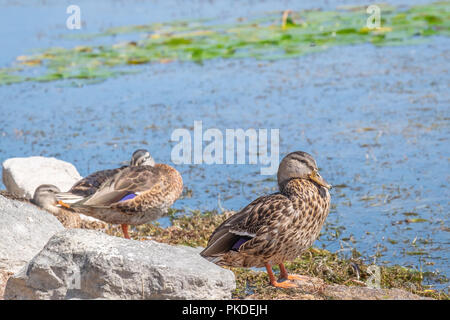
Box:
[65,149,155,198]
[32,149,153,230]
[32,184,83,228]
[200,151,331,288]
[56,159,183,239]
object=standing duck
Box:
[56,157,183,239]
[64,149,155,198]
[200,151,331,288]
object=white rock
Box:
[0,195,64,274]
[2,156,82,199]
[4,229,236,300]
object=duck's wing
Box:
[201,192,289,257]
[69,166,127,197]
[71,165,163,207]
[55,166,127,204]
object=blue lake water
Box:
[0,0,448,290]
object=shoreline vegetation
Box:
[1,2,449,85]
[103,209,448,300]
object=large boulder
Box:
[2,156,82,199]
[0,195,64,274]
[4,229,236,300]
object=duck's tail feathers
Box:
[199,253,223,265]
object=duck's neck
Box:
[40,202,62,215]
[279,178,321,198]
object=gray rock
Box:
[4,229,236,300]
[2,156,82,199]
[0,195,64,273]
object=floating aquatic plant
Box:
[0,2,449,85]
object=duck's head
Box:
[130,149,155,166]
[277,151,331,190]
[32,184,61,209]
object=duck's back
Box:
[69,166,127,197]
[67,164,183,225]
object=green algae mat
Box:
[1,2,449,85]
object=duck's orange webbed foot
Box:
[278,263,310,282]
[270,279,299,288]
[282,274,308,281]
[278,263,326,292]
[265,262,299,289]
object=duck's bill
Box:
[57,200,71,208]
[309,172,332,189]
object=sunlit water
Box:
[0,0,448,290]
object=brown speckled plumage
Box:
[64,149,154,198]
[201,151,331,287]
[29,149,155,231]
[60,163,183,226]
[68,167,126,197]
[43,205,83,229]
